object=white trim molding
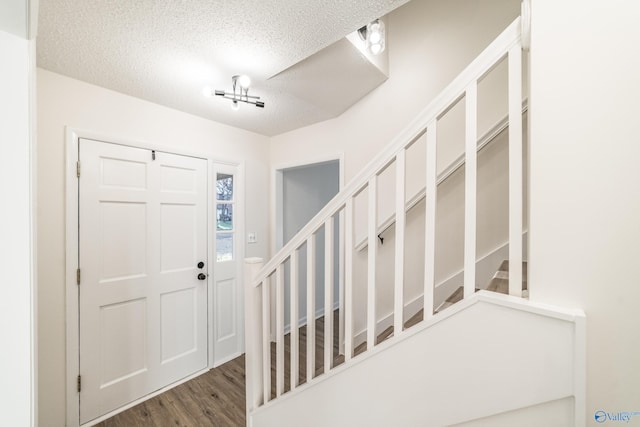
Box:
[64,128,81,427]
[270,153,345,256]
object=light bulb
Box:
[231,100,240,111]
[202,86,213,97]
[238,75,251,89]
[366,19,385,55]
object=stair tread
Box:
[486,260,528,294]
[434,286,466,313]
[376,325,394,344]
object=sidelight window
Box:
[216,173,234,261]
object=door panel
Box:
[216,278,237,340]
[79,139,208,423]
[99,298,147,385]
[160,288,197,362]
[160,203,197,271]
[100,201,147,280]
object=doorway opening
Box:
[275,159,341,334]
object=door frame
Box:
[271,154,344,256]
[270,153,344,344]
[64,127,245,426]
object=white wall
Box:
[528,0,640,423]
[36,69,270,425]
[0,29,36,427]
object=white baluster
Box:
[508,44,523,297]
[424,126,437,319]
[464,83,478,299]
[289,250,299,390]
[395,150,406,334]
[275,264,284,396]
[261,278,270,403]
[344,199,354,361]
[367,176,378,349]
[338,208,345,357]
[306,234,316,382]
[324,216,334,372]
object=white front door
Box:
[78,139,208,424]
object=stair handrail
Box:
[252,17,522,287]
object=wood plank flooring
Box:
[95,355,246,427]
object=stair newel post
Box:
[344,198,354,361]
[464,82,478,299]
[243,257,265,411]
[324,216,335,372]
[275,263,285,397]
[508,43,523,298]
[367,176,378,349]
[290,249,300,390]
[424,125,437,319]
[394,149,406,334]
[306,234,316,382]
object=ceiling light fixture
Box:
[358,19,386,55]
[203,75,264,110]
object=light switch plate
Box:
[247,232,258,243]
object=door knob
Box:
[197,261,205,269]
[198,273,207,280]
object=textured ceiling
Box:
[37,0,410,136]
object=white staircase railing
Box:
[245,16,524,415]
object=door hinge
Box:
[77,375,82,393]
[76,268,81,285]
[76,161,81,178]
